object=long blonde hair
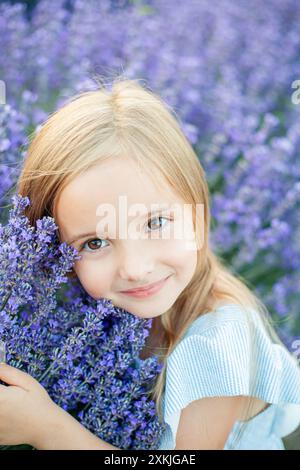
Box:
[16,75,289,448]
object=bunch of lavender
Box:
[0,194,165,450]
[38,286,165,450]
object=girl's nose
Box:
[117,241,155,282]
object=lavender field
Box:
[0,0,300,448]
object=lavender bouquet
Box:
[0,194,165,450]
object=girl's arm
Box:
[32,403,120,450]
[174,395,248,450]
[39,395,257,450]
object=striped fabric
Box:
[157,304,300,450]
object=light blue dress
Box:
[157,303,300,450]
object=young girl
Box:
[0,77,300,450]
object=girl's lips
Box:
[119,275,172,298]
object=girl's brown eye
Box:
[81,238,109,252]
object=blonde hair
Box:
[16,75,288,449]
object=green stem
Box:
[38,361,61,383]
[0,288,13,311]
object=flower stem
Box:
[38,361,60,383]
[0,288,13,311]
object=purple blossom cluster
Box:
[0,195,165,450]
[0,0,299,363]
[207,111,300,344]
[0,105,28,214]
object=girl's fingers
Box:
[0,363,36,390]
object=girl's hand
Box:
[0,362,58,447]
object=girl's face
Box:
[56,156,198,319]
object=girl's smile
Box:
[119,273,173,298]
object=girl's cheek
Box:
[74,258,113,299]
[165,237,197,265]
[170,238,198,282]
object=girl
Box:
[0,77,300,450]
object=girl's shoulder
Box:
[181,302,260,339]
[184,303,253,337]
[165,302,300,406]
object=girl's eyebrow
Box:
[67,207,172,245]
[68,231,97,245]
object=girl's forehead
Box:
[58,155,184,213]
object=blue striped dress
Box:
[157,303,300,450]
